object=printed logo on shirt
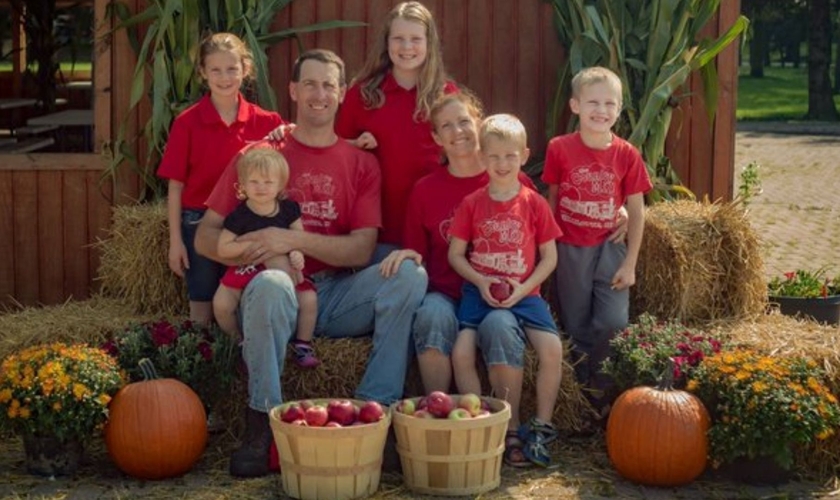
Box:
[438,214,454,243]
[559,163,617,229]
[469,214,527,275]
[289,172,339,229]
[294,172,336,197]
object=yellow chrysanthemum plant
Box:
[0,343,125,443]
[688,348,840,470]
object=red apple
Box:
[416,396,428,410]
[458,393,482,416]
[448,408,472,420]
[299,399,316,411]
[412,409,435,419]
[358,401,385,423]
[290,418,308,426]
[489,281,512,302]
[327,399,356,426]
[396,398,416,415]
[480,398,491,412]
[426,391,454,418]
[304,405,329,427]
[324,421,343,428]
[280,402,305,423]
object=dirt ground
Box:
[2,126,840,499]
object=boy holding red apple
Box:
[447,114,564,467]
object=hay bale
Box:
[709,313,840,479]
[632,200,766,323]
[281,337,587,433]
[96,202,188,315]
[0,296,154,361]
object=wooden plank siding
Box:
[0,0,740,309]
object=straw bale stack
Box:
[96,202,188,315]
[710,312,840,479]
[0,295,154,361]
[632,200,767,324]
[280,337,587,433]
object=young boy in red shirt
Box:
[448,114,563,467]
[541,66,652,411]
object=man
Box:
[195,49,427,478]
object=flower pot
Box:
[769,295,840,325]
[22,434,83,477]
[713,454,792,485]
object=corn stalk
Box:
[104,0,365,200]
[545,0,748,201]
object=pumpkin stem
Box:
[138,358,159,381]
[657,358,676,391]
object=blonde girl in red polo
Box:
[335,1,456,255]
[158,32,285,324]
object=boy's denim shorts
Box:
[181,209,225,301]
[457,282,559,335]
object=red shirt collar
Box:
[197,93,252,125]
[381,72,415,94]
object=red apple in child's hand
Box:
[489,280,513,302]
[426,391,454,418]
[327,399,356,426]
[458,393,482,416]
[304,405,329,427]
[358,401,385,423]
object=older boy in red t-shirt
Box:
[541,66,652,409]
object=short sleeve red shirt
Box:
[448,186,562,297]
[405,169,536,300]
[541,132,652,247]
[335,75,458,245]
[157,93,284,209]
[206,137,381,276]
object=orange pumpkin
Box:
[105,359,207,480]
[606,368,710,487]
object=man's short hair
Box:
[291,49,346,85]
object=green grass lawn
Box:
[737,65,840,121]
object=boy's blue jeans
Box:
[240,259,427,412]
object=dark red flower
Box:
[676,342,691,352]
[688,350,705,365]
[710,339,722,352]
[180,320,194,331]
[101,340,119,357]
[151,321,178,347]
[198,341,213,361]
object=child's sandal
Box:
[503,431,530,468]
[518,418,559,468]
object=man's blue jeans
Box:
[240,260,427,411]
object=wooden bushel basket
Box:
[391,396,511,496]
[269,400,390,500]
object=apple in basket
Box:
[396,398,416,415]
[448,408,472,420]
[325,421,343,428]
[327,399,357,426]
[458,393,482,416]
[304,405,329,427]
[426,391,455,418]
[279,402,306,423]
[358,401,385,423]
[413,409,435,419]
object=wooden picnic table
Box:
[0,98,38,110]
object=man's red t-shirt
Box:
[206,137,381,276]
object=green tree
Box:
[807,0,839,119]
